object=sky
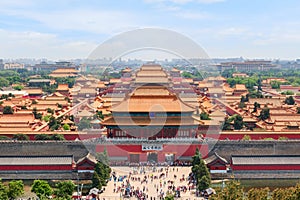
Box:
[0,0,300,60]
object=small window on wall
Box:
[116,130,126,137]
[178,130,189,137]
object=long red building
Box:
[231,155,300,171]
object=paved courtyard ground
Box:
[99,166,204,200]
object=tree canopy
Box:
[31,180,53,199]
[54,181,75,200]
[191,148,211,192]
[8,180,24,199]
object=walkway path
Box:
[99,166,204,200]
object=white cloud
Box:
[144,0,225,4]
[175,11,211,20]
[0,6,139,35]
[0,29,97,59]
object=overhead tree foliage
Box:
[200,112,211,120]
[34,134,51,140]
[0,179,8,200]
[284,96,295,105]
[31,180,53,199]
[92,150,111,190]
[3,106,14,114]
[233,115,244,130]
[54,180,75,200]
[8,180,24,199]
[247,187,269,200]
[92,172,102,189]
[12,134,29,141]
[78,117,91,131]
[210,180,244,200]
[50,134,65,141]
[252,102,261,113]
[62,123,70,130]
[259,106,270,120]
[222,117,232,131]
[191,148,211,192]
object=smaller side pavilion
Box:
[204,152,228,174]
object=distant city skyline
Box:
[1,0,300,60]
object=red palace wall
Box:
[232,165,300,171]
[209,166,226,170]
[0,165,73,171]
[96,144,209,162]
[3,132,300,142]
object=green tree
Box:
[252,102,260,113]
[95,111,104,120]
[278,136,288,140]
[270,80,280,89]
[34,134,51,140]
[233,115,244,130]
[31,107,43,120]
[54,181,75,200]
[200,112,211,120]
[272,188,289,200]
[259,106,270,120]
[222,117,232,131]
[50,134,65,141]
[0,136,11,140]
[49,116,60,131]
[210,180,244,200]
[31,180,53,199]
[242,135,251,141]
[181,71,193,78]
[12,134,29,141]
[3,106,14,114]
[285,96,295,105]
[0,77,10,88]
[281,90,294,95]
[47,108,54,114]
[13,85,24,91]
[8,180,24,199]
[92,172,102,189]
[221,69,235,78]
[191,148,211,192]
[62,123,70,130]
[0,179,8,200]
[292,183,300,200]
[247,187,269,200]
[43,115,51,122]
[198,175,210,191]
[78,117,91,130]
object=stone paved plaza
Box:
[99,166,204,200]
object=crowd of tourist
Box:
[108,165,197,200]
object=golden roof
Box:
[111,93,195,113]
[234,84,247,91]
[136,70,167,77]
[51,68,79,73]
[57,84,69,91]
[102,116,198,126]
[135,77,169,84]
